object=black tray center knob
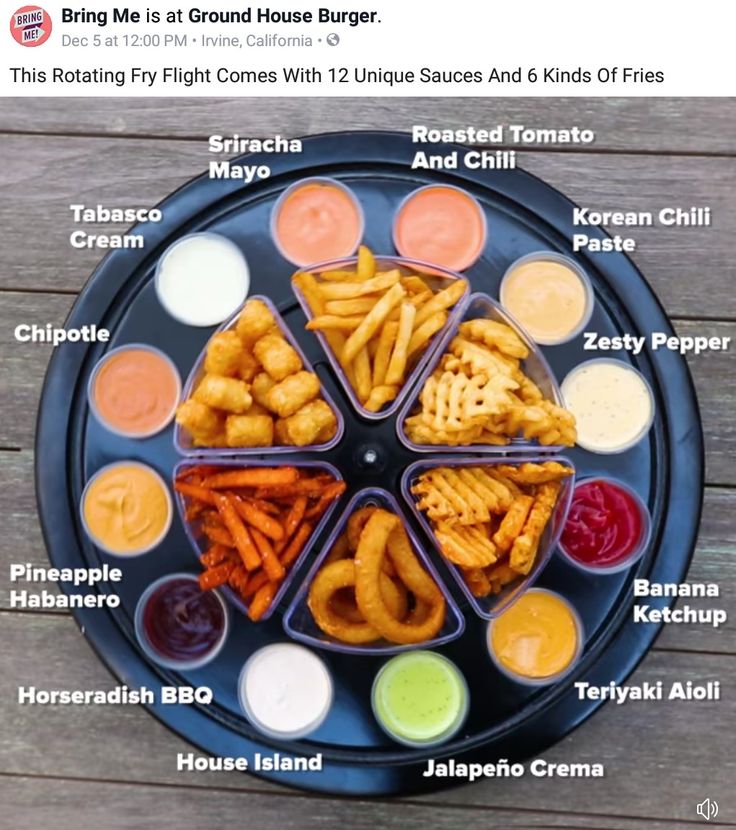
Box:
[355,442,389,475]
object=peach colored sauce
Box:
[394,186,485,271]
[275,183,361,266]
[93,348,179,436]
[83,464,171,555]
[501,261,587,343]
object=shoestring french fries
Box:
[404,317,577,446]
[175,298,339,448]
[175,465,346,621]
[412,462,574,597]
[307,506,447,645]
[293,246,469,413]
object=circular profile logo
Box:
[10,5,52,46]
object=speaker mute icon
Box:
[696,798,719,821]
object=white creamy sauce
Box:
[156,234,249,326]
[242,644,332,736]
[562,361,653,452]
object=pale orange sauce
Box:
[394,186,485,271]
[83,463,171,555]
[275,183,362,266]
[93,348,180,437]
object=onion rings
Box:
[354,510,446,645]
[307,506,448,646]
[307,558,408,643]
[386,525,443,605]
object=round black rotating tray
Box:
[36,131,703,796]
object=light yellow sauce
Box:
[562,361,653,452]
[501,260,587,343]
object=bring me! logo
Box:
[10,5,52,46]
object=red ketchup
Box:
[561,480,644,568]
[143,578,225,662]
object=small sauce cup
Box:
[87,343,181,439]
[271,177,364,267]
[487,588,584,687]
[371,651,469,747]
[393,184,487,272]
[558,476,652,574]
[135,573,230,671]
[499,251,594,346]
[80,461,173,557]
[561,358,655,454]
[238,643,334,740]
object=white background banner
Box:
[1,0,732,96]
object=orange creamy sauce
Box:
[501,260,587,343]
[491,591,579,679]
[275,183,362,266]
[93,348,179,436]
[83,464,170,554]
[394,186,485,271]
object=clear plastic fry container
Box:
[396,292,566,454]
[401,456,575,619]
[174,294,344,456]
[291,255,470,421]
[173,459,345,621]
[282,487,465,655]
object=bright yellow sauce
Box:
[491,590,579,679]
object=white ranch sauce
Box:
[241,643,332,737]
[156,234,249,326]
[562,360,654,452]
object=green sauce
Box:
[372,651,468,746]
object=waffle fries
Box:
[405,317,577,447]
[412,461,574,595]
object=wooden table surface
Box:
[1,98,734,830]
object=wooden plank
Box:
[678,321,736,488]
[0,134,735,320]
[1,776,727,830]
[0,292,73,448]
[1,450,61,603]
[4,440,736,651]
[0,97,734,154]
[0,611,731,823]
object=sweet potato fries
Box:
[175,465,346,621]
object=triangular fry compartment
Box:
[283,487,465,654]
[175,294,344,456]
[402,456,575,619]
[396,292,569,454]
[292,255,469,421]
[173,459,345,621]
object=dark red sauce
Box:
[561,480,645,568]
[143,578,225,661]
